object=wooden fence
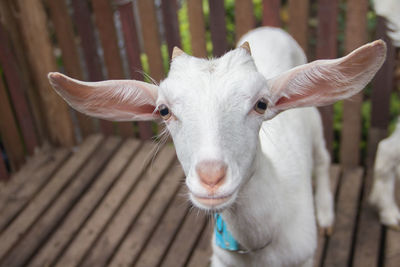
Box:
[0,0,397,179]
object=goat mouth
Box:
[192,193,233,207]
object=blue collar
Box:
[214,213,240,251]
[214,213,272,254]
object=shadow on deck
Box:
[0,135,399,267]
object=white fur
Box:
[373,0,400,46]
[48,27,386,266]
[369,118,400,228]
[368,0,400,229]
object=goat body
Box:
[48,27,386,266]
[369,0,400,230]
[369,118,400,229]
[209,28,332,266]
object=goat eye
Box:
[254,99,268,114]
[159,104,171,120]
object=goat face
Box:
[48,39,386,212]
[158,48,267,210]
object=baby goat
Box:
[48,27,385,266]
[369,118,400,229]
[368,0,400,230]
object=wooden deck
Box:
[0,135,399,267]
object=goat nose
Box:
[196,160,227,189]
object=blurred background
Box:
[0,1,399,267]
[0,0,399,176]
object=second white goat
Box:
[48,27,386,266]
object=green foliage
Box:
[253,0,263,25]
[224,0,235,48]
[390,93,400,133]
[178,1,192,54]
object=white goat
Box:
[48,27,385,266]
[369,118,400,229]
[368,0,400,229]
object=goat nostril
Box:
[196,160,227,189]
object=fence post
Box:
[117,0,153,139]
[46,0,95,139]
[367,17,396,166]
[0,74,25,170]
[15,0,75,146]
[0,155,8,180]
[208,0,228,57]
[316,0,339,157]
[0,0,47,144]
[70,0,104,82]
[70,0,115,136]
[262,0,280,27]
[340,0,368,168]
[137,0,165,82]
[161,0,181,58]
[187,0,207,57]
[235,0,255,42]
[91,0,134,137]
[288,0,309,53]
[0,23,38,154]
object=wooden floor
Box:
[0,134,399,267]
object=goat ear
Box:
[265,40,386,118]
[48,72,159,121]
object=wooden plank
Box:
[339,0,368,169]
[80,144,176,267]
[46,0,94,138]
[235,0,255,42]
[160,209,208,267]
[0,135,102,262]
[15,0,75,146]
[0,146,53,205]
[134,187,189,267]
[316,0,339,156]
[54,141,157,267]
[313,165,341,267]
[91,0,133,137]
[384,181,400,267]
[0,22,38,153]
[70,0,104,82]
[323,167,364,266]
[0,157,8,180]
[116,0,153,139]
[385,229,400,267]
[187,0,207,57]
[0,149,70,233]
[288,0,309,53]
[137,0,165,82]
[90,0,125,80]
[186,221,213,267]
[262,0,281,27]
[108,163,184,266]
[161,0,182,58]
[116,0,143,81]
[208,0,228,57]
[0,136,120,267]
[70,0,114,135]
[0,73,25,170]
[352,167,382,267]
[0,0,46,144]
[27,139,141,267]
